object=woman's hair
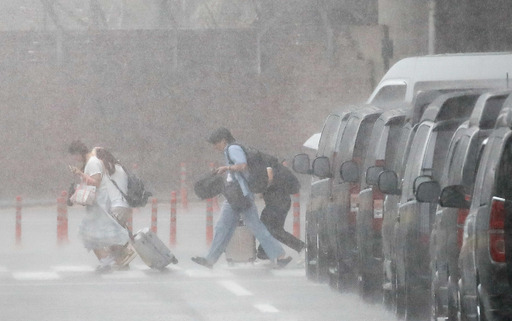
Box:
[68,140,89,156]
[95,147,119,176]
[208,127,235,144]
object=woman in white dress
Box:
[95,147,136,267]
[68,140,129,272]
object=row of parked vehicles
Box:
[293,52,512,321]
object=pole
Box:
[151,198,158,233]
[292,193,301,239]
[15,196,22,246]
[206,198,213,245]
[57,191,69,244]
[170,191,177,246]
[180,162,188,211]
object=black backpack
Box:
[227,144,278,194]
[110,165,152,208]
[194,172,224,199]
[273,163,301,195]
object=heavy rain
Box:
[2,1,512,321]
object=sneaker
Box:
[191,256,213,269]
[274,256,293,269]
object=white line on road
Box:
[13,271,60,281]
[271,269,306,277]
[218,280,252,296]
[51,265,95,272]
[101,270,148,279]
[254,303,279,313]
[185,269,233,278]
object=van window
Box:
[496,137,512,200]
[402,123,431,201]
[461,136,486,191]
[431,128,457,182]
[363,118,386,170]
[338,116,361,157]
[317,114,341,158]
[371,85,406,108]
[384,122,403,168]
[476,138,496,206]
[480,95,508,129]
[445,136,469,186]
[392,123,414,177]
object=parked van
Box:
[378,91,482,320]
[367,52,512,109]
[293,108,352,282]
[294,106,382,291]
[448,104,512,321]
[355,108,406,302]
[429,90,511,321]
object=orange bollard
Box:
[180,162,188,211]
[15,196,22,246]
[57,191,69,244]
[170,191,177,246]
[292,193,301,239]
[151,198,158,233]
[206,198,213,246]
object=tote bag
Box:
[70,184,96,206]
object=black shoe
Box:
[171,256,179,265]
[275,256,293,269]
[257,251,269,260]
[191,256,213,269]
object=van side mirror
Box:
[415,181,441,203]
[293,153,311,175]
[340,161,359,182]
[413,175,433,195]
[378,170,400,195]
[366,166,384,185]
[312,156,332,178]
[439,185,470,209]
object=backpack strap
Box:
[107,165,130,203]
[226,144,245,165]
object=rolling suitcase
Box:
[131,227,178,270]
[225,221,257,265]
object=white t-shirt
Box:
[106,164,130,208]
[83,156,109,212]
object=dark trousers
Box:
[257,190,305,258]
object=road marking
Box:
[13,271,60,281]
[185,269,233,278]
[271,269,306,277]
[254,303,279,313]
[102,270,148,279]
[51,265,95,272]
[218,280,252,296]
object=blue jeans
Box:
[205,200,285,264]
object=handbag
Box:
[70,184,97,206]
[194,172,224,199]
[223,179,252,212]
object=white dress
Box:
[78,156,129,250]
